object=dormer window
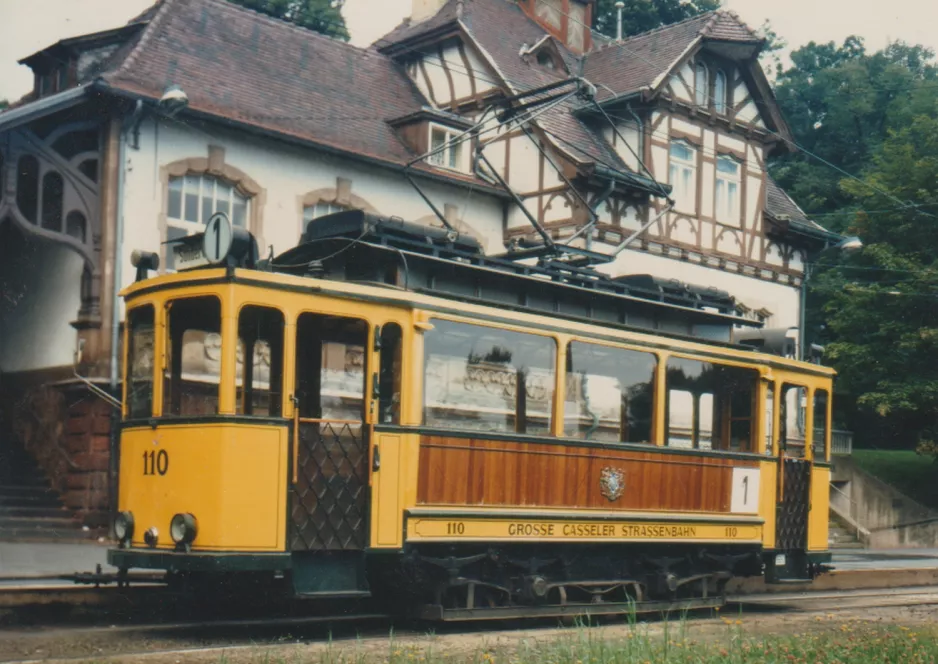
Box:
[695,63,708,107]
[714,71,728,114]
[537,51,556,70]
[428,125,467,172]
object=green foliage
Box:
[769,39,938,449]
[852,450,938,508]
[592,0,721,38]
[229,0,349,40]
[234,622,938,663]
[771,38,938,233]
[0,99,9,111]
[811,114,938,447]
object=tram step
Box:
[0,506,73,519]
[0,526,95,541]
[0,495,65,510]
[0,485,63,500]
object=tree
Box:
[768,39,938,449]
[0,100,8,111]
[229,0,349,40]
[814,116,938,450]
[592,0,720,38]
[771,38,938,233]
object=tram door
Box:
[776,384,811,551]
[289,314,369,551]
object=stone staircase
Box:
[0,441,92,541]
[828,509,865,549]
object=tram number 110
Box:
[142,450,169,476]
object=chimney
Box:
[412,0,449,23]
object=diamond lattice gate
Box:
[291,420,368,550]
[775,458,810,551]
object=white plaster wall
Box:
[596,247,801,329]
[717,134,746,154]
[0,239,82,372]
[612,123,640,171]
[116,119,505,318]
[442,45,473,100]
[423,53,451,106]
[738,98,760,124]
[671,118,700,138]
[508,135,541,194]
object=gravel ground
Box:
[2,592,938,664]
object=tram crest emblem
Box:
[599,467,625,501]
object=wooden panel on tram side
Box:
[417,435,758,513]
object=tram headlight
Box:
[170,513,198,545]
[114,511,134,543]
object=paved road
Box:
[0,541,116,583]
[832,548,938,570]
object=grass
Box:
[217,616,938,664]
[852,449,938,509]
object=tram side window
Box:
[295,313,367,421]
[126,305,155,419]
[378,324,403,425]
[564,342,656,443]
[780,384,808,458]
[423,319,556,435]
[665,358,758,452]
[813,389,830,460]
[236,306,284,417]
[765,382,775,456]
[163,296,222,417]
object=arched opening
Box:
[16,155,39,223]
[66,211,87,243]
[78,159,98,183]
[41,171,64,231]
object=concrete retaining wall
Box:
[831,456,938,548]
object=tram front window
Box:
[126,305,155,419]
[236,306,284,417]
[163,296,222,417]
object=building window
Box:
[537,50,556,70]
[669,140,697,213]
[303,201,350,229]
[166,173,250,270]
[714,71,729,114]
[695,63,708,107]
[715,155,741,223]
[428,126,465,171]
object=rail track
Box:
[2,573,938,663]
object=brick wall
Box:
[2,377,114,527]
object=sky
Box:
[2,0,938,101]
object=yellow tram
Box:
[109,211,833,619]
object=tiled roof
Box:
[375,1,462,48]
[765,175,827,233]
[100,0,429,168]
[583,10,761,100]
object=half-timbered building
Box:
[0,0,836,526]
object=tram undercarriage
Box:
[367,544,765,620]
